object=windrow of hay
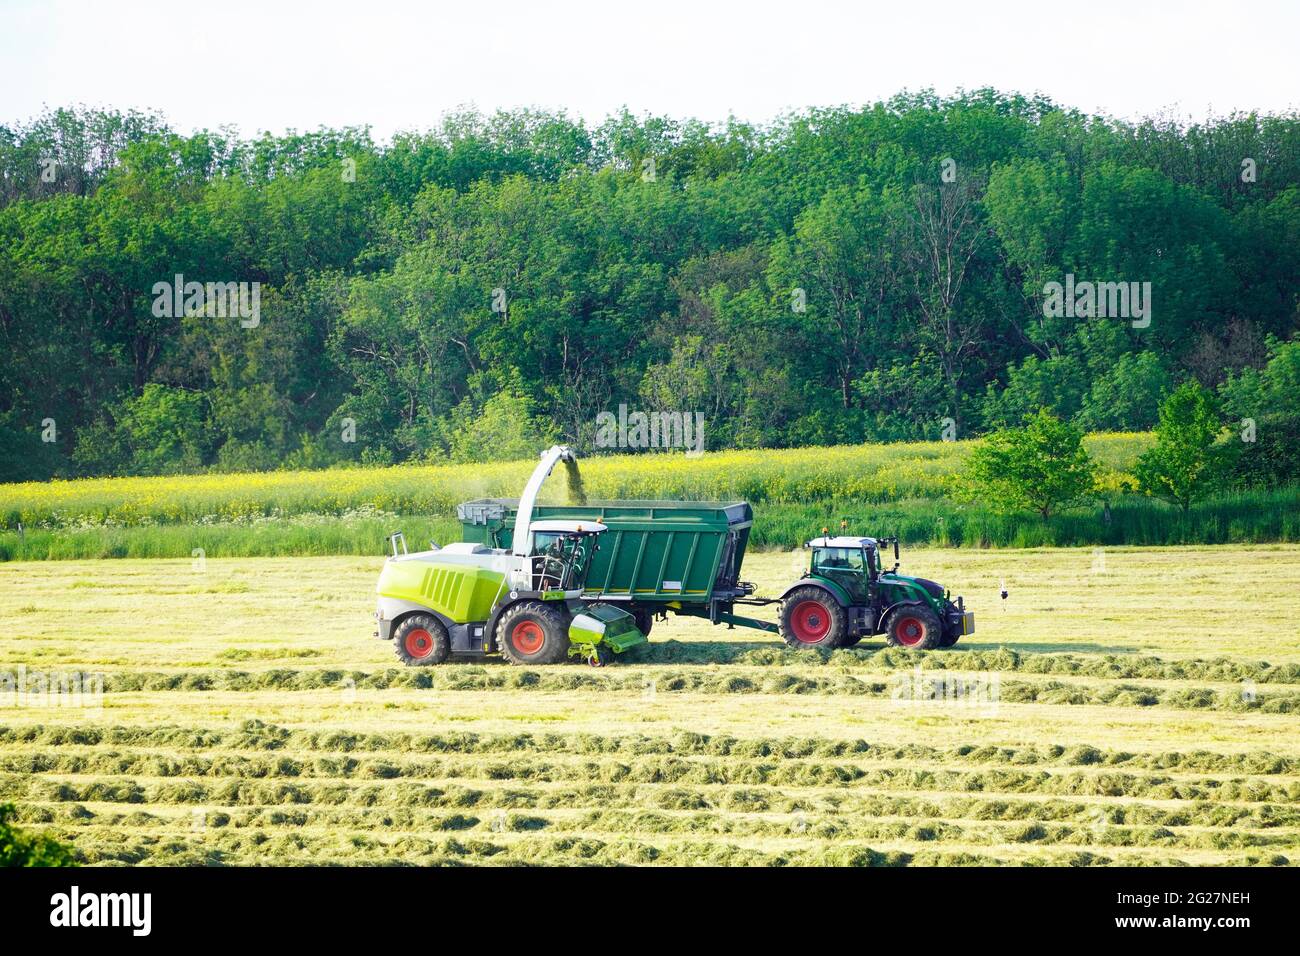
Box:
[79,666,1300,713]
[5,721,1297,776]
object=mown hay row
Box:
[9,762,1300,809]
[23,791,1300,832]
[8,748,1300,795]
[76,666,1300,714]
[5,721,1297,776]
[638,644,1300,686]
[41,825,1297,868]
[26,801,1300,852]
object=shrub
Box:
[962,409,1095,518]
[0,804,76,866]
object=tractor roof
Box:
[807,536,877,549]
[530,519,608,535]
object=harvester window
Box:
[527,532,593,591]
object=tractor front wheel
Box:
[885,605,943,651]
[779,587,846,650]
[393,614,451,666]
[498,601,572,665]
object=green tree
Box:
[441,385,558,463]
[1075,351,1171,431]
[1134,382,1232,512]
[116,383,209,474]
[963,409,1095,518]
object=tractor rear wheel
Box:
[394,614,451,666]
[885,605,943,651]
[779,587,846,650]
[498,601,571,665]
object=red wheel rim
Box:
[512,620,545,654]
[404,628,435,659]
[893,616,926,647]
[791,600,831,644]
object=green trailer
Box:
[457,498,779,636]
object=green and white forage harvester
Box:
[374,445,647,666]
[375,445,974,666]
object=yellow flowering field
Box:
[0,434,1152,529]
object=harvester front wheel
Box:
[498,601,571,665]
[884,605,943,651]
[394,614,451,666]
[779,587,846,650]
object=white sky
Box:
[2,0,1297,139]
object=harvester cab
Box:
[522,519,604,593]
[777,532,975,651]
[374,445,646,667]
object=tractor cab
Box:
[804,535,886,604]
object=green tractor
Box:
[778,534,973,651]
[373,446,646,666]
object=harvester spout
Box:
[511,445,577,556]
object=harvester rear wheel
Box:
[779,587,846,650]
[394,614,451,666]
[498,601,571,665]
[884,605,943,651]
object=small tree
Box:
[964,409,1095,518]
[0,804,75,867]
[1134,381,1232,512]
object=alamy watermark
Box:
[595,404,705,456]
[0,666,104,710]
[151,273,260,328]
[889,665,1000,716]
[1042,274,1151,329]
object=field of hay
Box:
[3,545,1299,866]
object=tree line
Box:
[1,91,1298,482]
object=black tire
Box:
[779,586,847,650]
[393,614,451,666]
[632,608,655,638]
[884,604,944,651]
[497,600,572,665]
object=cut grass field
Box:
[2,545,1299,866]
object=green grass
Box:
[1,547,1298,866]
[3,489,1300,561]
[2,432,1297,560]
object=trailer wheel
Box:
[498,601,571,665]
[885,605,943,651]
[393,614,451,666]
[633,609,655,638]
[779,587,846,649]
